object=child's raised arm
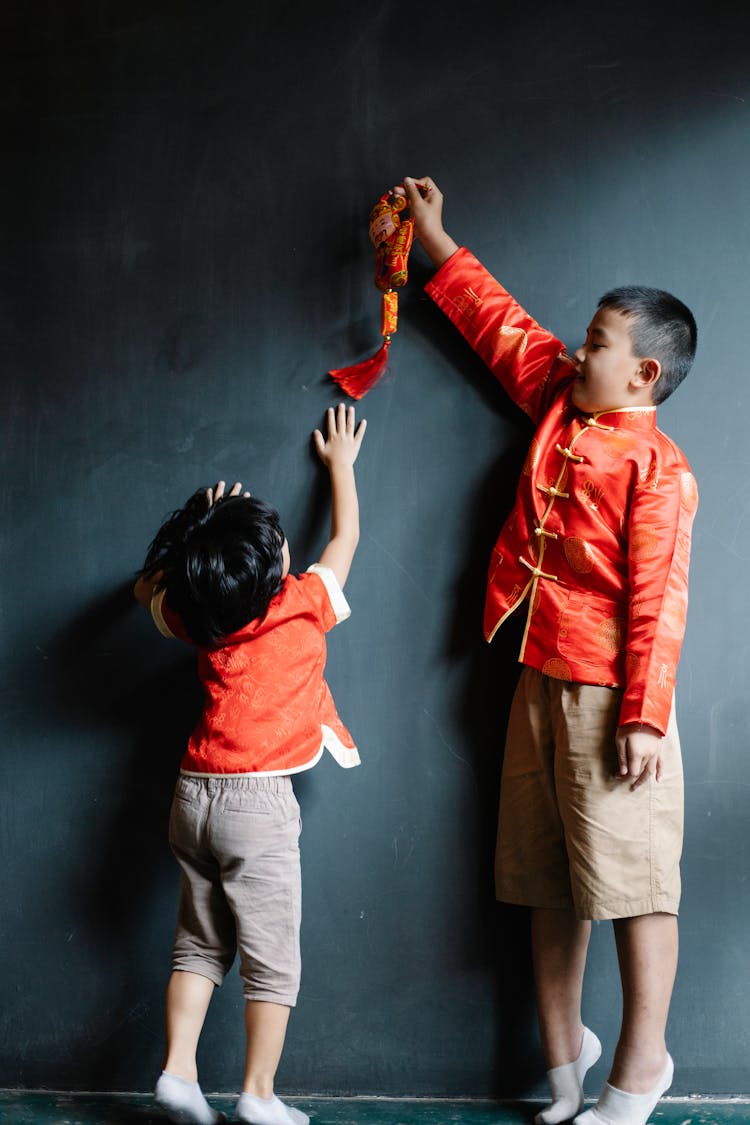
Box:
[312,404,366,589]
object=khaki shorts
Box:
[169,774,302,1006]
[495,667,683,920]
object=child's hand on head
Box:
[313,404,366,470]
[392,176,458,268]
[206,480,251,506]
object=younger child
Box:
[397,176,698,1125]
[134,403,366,1125]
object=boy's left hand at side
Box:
[615,723,664,791]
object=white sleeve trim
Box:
[150,587,176,638]
[306,564,351,624]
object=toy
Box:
[329,188,419,399]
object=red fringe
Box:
[328,339,390,400]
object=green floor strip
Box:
[1,1092,749,1125]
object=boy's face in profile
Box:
[572,307,657,413]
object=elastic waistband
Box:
[177,772,293,794]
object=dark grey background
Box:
[2,0,748,1098]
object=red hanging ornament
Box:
[329,189,417,399]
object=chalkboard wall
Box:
[3,0,749,1098]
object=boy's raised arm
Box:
[313,404,367,589]
[396,177,459,269]
[396,175,570,425]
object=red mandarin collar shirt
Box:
[151,565,359,775]
[426,249,698,736]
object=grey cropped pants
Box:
[168,773,302,1006]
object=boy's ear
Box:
[633,357,661,391]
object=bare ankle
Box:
[244,1078,275,1100]
[163,1056,198,1084]
[609,1045,668,1093]
[544,1022,585,1069]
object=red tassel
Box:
[329,338,390,400]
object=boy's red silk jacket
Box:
[426,248,698,736]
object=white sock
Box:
[154,1071,223,1124]
[573,1054,674,1125]
[236,1092,309,1125]
[535,1027,602,1125]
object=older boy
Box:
[398,176,698,1125]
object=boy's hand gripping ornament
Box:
[329,189,418,399]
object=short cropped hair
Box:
[597,286,697,404]
[140,491,285,647]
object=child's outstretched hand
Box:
[313,404,367,470]
[392,177,459,269]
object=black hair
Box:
[597,286,697,404]
[138,489,286,647]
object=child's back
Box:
[153,561,358,775]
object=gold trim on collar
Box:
[591,406,656,422]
